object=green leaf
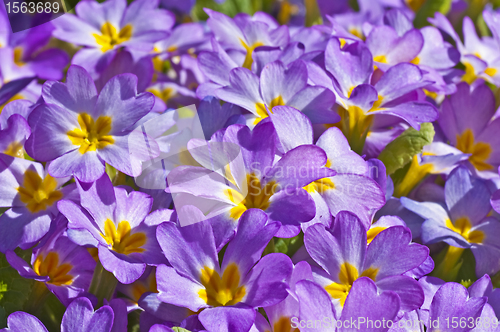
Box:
[378,122,435,175]
[127,310,141,332]
[0,250,34,318]
[191,0,254,21]
[0,250,66,330]
[455,249,477,284]
[105,163,117,182]
[477,13,491,37]
[0,282,7,301]
[62,0,85,12]
[431,246,476,283]
[274,238,289,254]
[173,328,192,332]
[348,0,360,12]
[218,242,229,263]
[273,232,304,257]
[304,0,322,27]
[36,292,66,331]
[413,0,453,28]
[89,261,118,307]
[0,306,6,329]
[491,269,500,288]
[258,0,273,13]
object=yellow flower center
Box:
[67,113,114,154]
[369,95,385,112]
[462,62,477,84]
[130,274,157,303]
[100,219,147,255]
[198,263,246,307]
[93,22,133,53]
[366,226,387,244]
[303,159,335,194]
[3,141,24,158]
[266,316,299,332]
[131,283,148,303]
[325,262,378,307]
[240,39,264,70]
[148,87,176,104]
[151,47,171,80]
[87,247,99,261]
[255,95,285,124]
[277,1,299,25]
[225,173,278,220]
[462,60,497,84]
[455,129,492,171]
[0,94,24,114]
[13,47,25,66]
[373,55,387,64]
[484,67,497,77]
[152,56,164,73]
[177,148,200,167]
[33,252,73,286]
[349,27,364,40]
[407,0,425,12]
[303,178,335,194]
[166,45,178,52]
[373,55,387,70]
[424,89,438,100]
[446,217,484,244]
[17,170,63,213]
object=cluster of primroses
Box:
[2,0,500,331]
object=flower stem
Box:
[89,260,118,307]
[431,245,464,281]
[393,155,433,197]
[24,281,50,315]
[338,106,373,155]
